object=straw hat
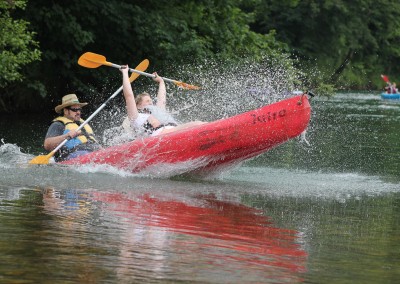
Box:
[55,94,88,113]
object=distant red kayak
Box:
[62,94,312,175]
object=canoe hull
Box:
[381,93,400,99]
[62,95,312,175]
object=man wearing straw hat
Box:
[44,94,101,162]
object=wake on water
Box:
[1,140,399,202]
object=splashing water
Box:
[96,56,306,147]
[1,56,310,180]
[299,130,311,146]
[0,140,33,168]
[166,57,304,122]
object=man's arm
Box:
[43,122,80,151]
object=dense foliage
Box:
[250,0,400,89]
[1,0,400,112]
[0,0,40,111]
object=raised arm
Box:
[153,72,166,110]
[121,65,139,121]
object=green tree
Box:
[251,0,400,89]
[0,0,41,86]
[0,0,290,112]
[0,0,41,110]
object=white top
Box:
[130,113,151,135]
[128,107,178,137]
[145,105,178,125]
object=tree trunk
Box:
[330,49,355,83]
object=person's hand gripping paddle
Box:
[29,59,149,165]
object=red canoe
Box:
[62,94,312,175]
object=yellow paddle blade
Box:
[173,81,201,90]
[78,58,102,68]
[29,152,54,165]
[130,59,149,82]
[78,52,110,68]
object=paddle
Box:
[381,74,397,93]
[78,52,200,90]
[381,74,390,84]
[29,59,149,165]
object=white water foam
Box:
[0,142,34,169]
[222,166,400,200]
[71,156,225,179]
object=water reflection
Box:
[90,191,307,277]
[0,186,307,283]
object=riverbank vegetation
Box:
[1,0,400,113]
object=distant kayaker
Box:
[385,82,398,94]
[43,94,102,162]
[120,65,204,136]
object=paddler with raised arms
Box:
[120,65,204,136]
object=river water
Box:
[0,93,399,283]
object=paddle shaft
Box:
[50,85,123,154]
[29,58,149,164]
[381,74,390,83]
[78,52,199,89]
[107,62,178,85]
